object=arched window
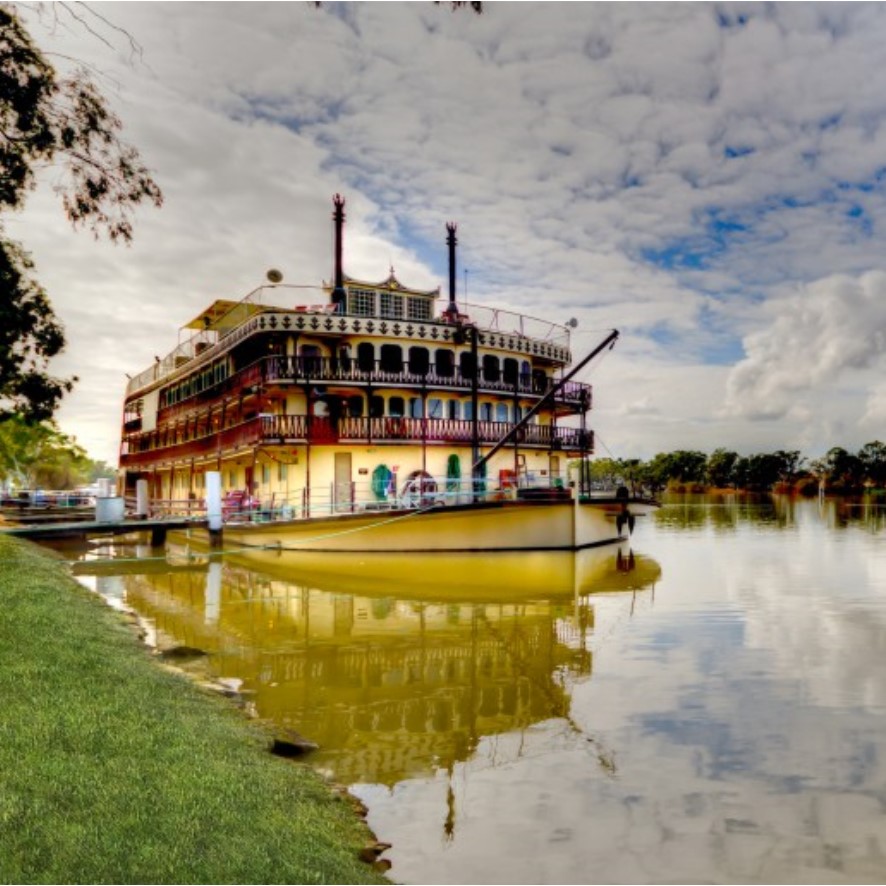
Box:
[460,351,476,379]
[380,344,403,373]
[300,344,322,376]
[503,358,519,385]
[520,360,531,389]
[483,354,500,383]
[435,349,455,378]
[495,403,509,422]
[389,396,405,417]
[409,346,430,376]
[448,400,460,420]
[357,342,375,373]
[409,397,424,418]
[480,402,493,421]
[370,395,385,418]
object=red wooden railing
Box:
[120,413,589,467]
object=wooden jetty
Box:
[0,517,206,546]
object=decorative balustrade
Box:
[152,354,592,426]
[120,413,591,467]
[263,355,591,405]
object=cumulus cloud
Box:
[724,271,886,420]
[10,3,886,460]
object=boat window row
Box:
[313,394,528,423]
[160,358,231,409]
[327,343,541,386]
[347,288,434,321]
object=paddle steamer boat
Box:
[118,197,655,552]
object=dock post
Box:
[206,471,223,549]
[136,480,150,520]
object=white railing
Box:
[123,472,569,524]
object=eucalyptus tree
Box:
[0,415,89,490]
[858,441,886,488]
[705,448,739,488]
[0,4,162,421]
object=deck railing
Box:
[263,355,590,403]
[124,473,572,523]
[120,414,591,466]
[149,355,591,425]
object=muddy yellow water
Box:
[63,495,886,883]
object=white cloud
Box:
[9,3,886,462]
[724,271,886,420]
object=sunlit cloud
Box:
[11,2,886,462]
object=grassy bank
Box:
[0,535,387,885]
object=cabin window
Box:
[483,355,500,383]
[338,345,352,373]
[409,346,430,376]
[435,349,455,378]
[380,344,403,373]
[379,292,404,319]
[262,465,271,484]
[503,358,519,385]
[347,395,364,417]
[513,404,522,422]
[357,342,375,373]
[481,402,493,422]
[428,398,443,418]
[532,369,547,393]
[520,361,531,388]
[370,396,385,418]
[496,403,509,422]
[348,288,375,317]
[459,351,476,379]
[389,396,405,418]
[278,463,288,482]
[409,397,423,418]
[463,401,473,420]
[300,344,323,376]
[407,297,432,321]
[228,470,237,488]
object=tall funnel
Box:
[331,194,346,308]
[445,222,458,318]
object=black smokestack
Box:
[446,222,458,317]
[331,194,346,308]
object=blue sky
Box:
[13,2,886,463]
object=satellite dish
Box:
[266,268,283,284]
[567,317,579,329]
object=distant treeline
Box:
[582,442,886,495]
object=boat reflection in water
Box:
[74,542,660,786]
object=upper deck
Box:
[125,283,574,400]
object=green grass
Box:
[0,536,387,885]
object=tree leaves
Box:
[0,4,162,421]
[0,238,74,421]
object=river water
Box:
[61,495,886,884]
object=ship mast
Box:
[472,328,619,475]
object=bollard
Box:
[135,479,149,520]
[205,471,223,548]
